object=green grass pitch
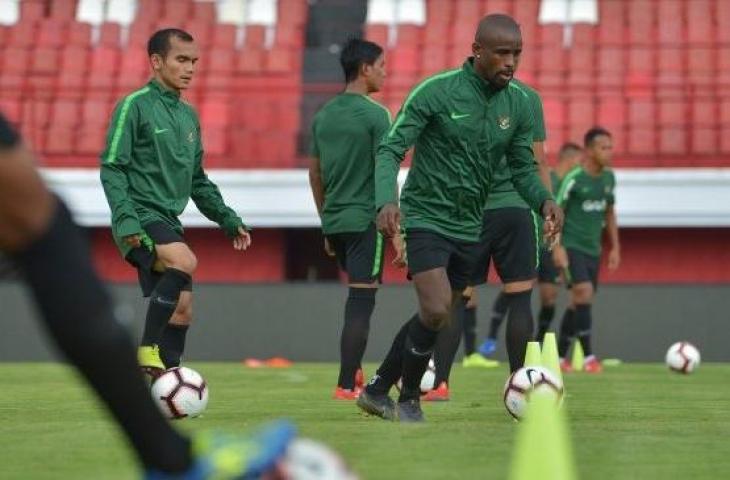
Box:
[2,363,729,479]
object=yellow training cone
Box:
[571,339,584,372]
[524,341,542,367]
[542,332,563,384]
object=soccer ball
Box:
[396,358,437,393]
[151,367,209,419]
[503,366,564,420]
[284,438,358,480]
[665,342,701,374]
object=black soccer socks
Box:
[574,303,593,356]
[399,316,439,402]
[557,308,576,358]
[536,304,556,343]
[141,268,191,346]
[366,316,413,395]
[488,291,509,339]
[505,290,534,372]
[159,323,189,368]
[338,287,376,389]
[433,296,466,386]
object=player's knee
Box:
[168,251,197,274]
[572,285,593,304]
[421,301,451,330]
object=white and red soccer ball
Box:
[396,358,437,393]
[665,342,701,374]
[503,366,564,420]
[151,367,209,419]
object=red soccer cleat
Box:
[584,356,603,374]
[560,358,573,373]
[422,381,450,401]
[355,368,365,390]
[333,386,362,400]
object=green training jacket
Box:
[100,79,244,257]
[374,59,552,242]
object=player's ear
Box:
[471,42,482,59]
[150,53,162,71]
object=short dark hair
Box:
[340,38,383,83]
[558,142,583,157]
[148,29,194,58]
[584,127,612,147]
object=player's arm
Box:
[506,105,562,234]
[99,100,143,248]
[527,90,552,192]
[551,172,578,268]
[605,176,620,270]
[307,118,325,217]
[189,125,250,249]
[374,87,432,237]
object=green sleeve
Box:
[529,90,547,142]
[506,102,553,214]
[374,86,433,209]
[607,170,616,205]
[371,107,392,153]
[310,116,320,157]
[190,123,245,236]
[555,170,579,207]
[99,99,142,239]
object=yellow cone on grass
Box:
[509,392,577,480]
[571,339,584,371]
[524,341,542,367]
[541,332,563,384]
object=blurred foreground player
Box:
[100,29,250,375]
[0,111,360,479]
[554,127,620,373]
[309,38,398,399]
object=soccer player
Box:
[357,14,562,422]
[426,76,550,401]
[534,143,584,343]
[472,142,584,360]
[554,127,620,373]
[0,110,304,479]
[309,38,396,400]
[100,29,250,375]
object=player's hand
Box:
[376,203,401,238]
[323,237,335,257]
[391,234,406,268]
[123,234,142,248]
[541,200,564,245]
[552,245,569,269]
[232,226,252,251]
[608,247,621,271]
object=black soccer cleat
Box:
[397,399,425,423]
[357,389,396,421]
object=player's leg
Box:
[336,224,382,396]
[535,247,560,342]
[557,305,576,371]
[492,208,540,372]
[479,291,508,356]
[460,287,477,356]
[570,250,601,372]
[159,290,193,368]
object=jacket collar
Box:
[148,79,181,105]
[462,57,503,99]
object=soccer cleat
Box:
[422,381,450,402]
[559,358,573,373]
[145,421,296,480]
[138,345,165,377]
[477,338,498,357]
[462,352,500,368]
[333,386,361,400]
[397,399,425,423]
[356,389,396,420]
[354,368,365,390]
[584,356,603,374]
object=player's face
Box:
[588,135,613,166]
[364,54,386,93]
[472,29,522,88]
[151,37,200,91]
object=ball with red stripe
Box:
[503,366,564,420]
[665,342,701,374]
[151,367,209,419]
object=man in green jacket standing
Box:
[100,29,250,375]
[357,14,563,422]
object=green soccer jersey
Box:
[484,78,546,211]
[311,93,391,234]
[100,80,244,257]
[374,59,552,242]
[556,166,616,257]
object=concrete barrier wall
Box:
[0,282,726,362]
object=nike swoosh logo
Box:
[450,112,470,120]
[154,128,168,134]
[154,296,177,306]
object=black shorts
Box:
[405,228,481,292]
[125,221,193,297]
[538,248,561,284]
[565,248,600,290]
[470,207,539,285]
[326,222,384,284]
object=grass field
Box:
[2,362,729,479]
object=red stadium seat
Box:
[137,0,163,20]
[568,97,595,140]
[212,25,239,49]
[657,0,684,45]
[75,127,107,155]
[628,128,656,155]
[657,47,683,87]
[596,47,624,89]
[20,0,45,21]
[37,19,68,47]
[536,46,565,89]
[658,100,685,127]
[200,100,230,128]
[206,49,235,74]
[421,45,448,75]
[390,47,421,75]
[597,0,626,46]
[567,46,594,89]
[427,0,453,24]
[99,23,122,47]
[87,46,120,90]
[30,48,60,74]
[629,99,656,129]
[424,22,449,48]
[597,98,626,129]
[67,21,92,46]
[160,0,193,26]
[191,0,217,24]
[278,0,308,27]
[659,127,687,155]
[245,25,267,49]
[687,0,713,45]
[45,127,76,154]
[236,50,264,74]
[184,20,212,47]
[2,47,29,74]
[0,98,22,123]
[365,24,389,47]
[22,99,51,129]
[128,21,156,48]
[686,48,715,87]
[627,0,655,46]
[690,127,717,155]
[6,22,36,47]
[692,99,716,128]
[201,128,228,156]
[81,99,112,127]
[50,0,77,20]
[397,25,422,47]
[265,48,295,73]
[542,98,566,130]
[483,0,514,16]
[626,48,655,91]
[539,25,563,49]
[50,99,81,127]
